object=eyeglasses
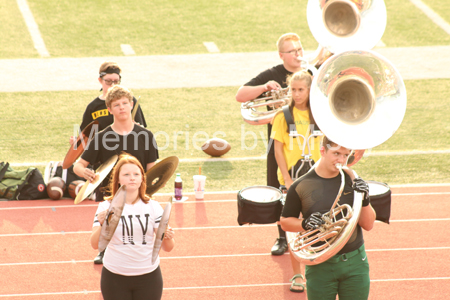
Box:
[103,79,121,85]
[282,48,303,55]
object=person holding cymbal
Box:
[74,85,159,264]
[91,153,174,300]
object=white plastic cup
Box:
[193,175,206,200]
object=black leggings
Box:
[101,266,163,300]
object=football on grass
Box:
[47,177,66,200]
[68,180,85,199]
[201,138,231,157]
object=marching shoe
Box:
[94,250,105,264]
[271,237,288,255]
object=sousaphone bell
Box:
[307,0,387,54]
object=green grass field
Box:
[1,0,450,59]
[1,0,449,194]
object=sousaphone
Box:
[240,88,291,125]
[240,0,387,126]
[286,49,407,265]
[307,0,387,55]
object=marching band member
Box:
[90,154,174,300]
[69,61,147,145]
[74,85,159,264]
[271,70,321,190]
[270,70,321,292]
[281,136,376,300]
[235,33,305,257]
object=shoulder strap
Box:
[282,105,296,134]
[0,162,10,182]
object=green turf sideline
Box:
[3,0,450,60]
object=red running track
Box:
[1,185,450,299]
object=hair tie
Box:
[99,66,121,78]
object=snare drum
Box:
[237,186,283,225]
[367,181,391,224]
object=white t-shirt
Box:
[93,199,164,276]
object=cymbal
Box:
[62,121,99,169]
[98,185,127,253]
[152,197,173,264]
[146,156,179,196]
[132,96,140,121]
[74,154,119,205]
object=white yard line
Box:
[203,42,220,53]
[410,0,450,35]
[16,0,50,57]
[120,44,136,56]
[0,277,449,297]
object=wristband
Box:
[362,195,370,207]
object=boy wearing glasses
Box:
[70,62,147,145]
[235,33,305,258]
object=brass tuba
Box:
[286,49,407,265]
[306,0,387,55]
[240,87,290,125]
[305,0,387,69]
[240,57,316,126]
[240,0,388,126]
[285,0,406,265]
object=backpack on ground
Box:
[0,162,47,200]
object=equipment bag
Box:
[0,162,47,200]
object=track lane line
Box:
[2,190,450,210]
[2,277,450,297]
[2,246,449,267]
[0,204,97,210]
[1,218,449,237]
[163,277,450,290]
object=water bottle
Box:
[174,173,182,200]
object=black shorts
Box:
[101,266,163,300]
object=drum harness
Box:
[281,105,322,194]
